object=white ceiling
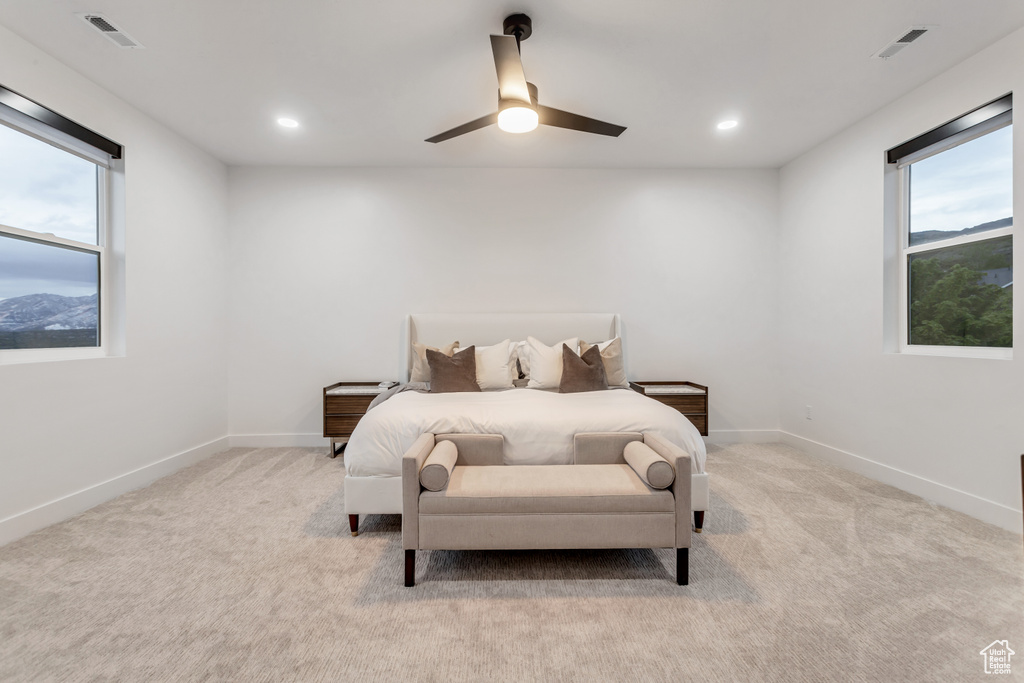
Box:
[2,0,1023,168]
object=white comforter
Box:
[344,388,707,477]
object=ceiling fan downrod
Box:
[502,13,532,52]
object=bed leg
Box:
[693,511,704,533]
[677,548,688,585]
[349,514,359,537]
[405,549,415,587]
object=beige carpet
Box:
[1,443,1021,682]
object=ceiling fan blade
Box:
[425,113,498,143]
[537,105,626,137]
[490,34,532,104]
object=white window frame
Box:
[0,112,116,365]
[895,111,1013,360]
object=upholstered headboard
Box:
[401,313,622,382]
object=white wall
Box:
[778,26,1024,531]
[0,25,230,544]
[227,167,780,444]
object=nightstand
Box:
[629,381,709,436]
[323,382,394,457]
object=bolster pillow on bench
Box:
[624,441,675,489]
[419,440,458,491]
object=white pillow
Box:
[517,338,577,380]
[524,336,579,389]
[470,339,516,390]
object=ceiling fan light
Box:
[497,105,539,134]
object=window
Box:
[0,85,122,356]
[889,96,1013,355]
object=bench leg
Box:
[405,549,415,587]
[693,511,704,533]
[349,514,359,537]
[677,547,689,586]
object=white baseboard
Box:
[0,436,230,547]
[228,433,327,448]
[780,431,1023,534]
[235,431,781,449]
[706,429,780,445]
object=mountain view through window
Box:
[0,123,100,350]
[907,124,1012,348]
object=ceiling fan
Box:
[425,14,627,143]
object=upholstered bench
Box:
[402,432,692,586]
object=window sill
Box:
[0,346,117,366]
[898,344,1013,360]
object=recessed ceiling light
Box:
[276,117,299,128]
[717,120,739,131]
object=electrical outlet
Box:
[805,405,813,420]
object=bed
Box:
[343,313,710,530]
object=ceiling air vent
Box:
[78,13,144,49]
[873,26,932,60]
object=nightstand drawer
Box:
[684,414,707,435]
[325,395,375,415]
[325,415,364,436]
[651,395,706,413]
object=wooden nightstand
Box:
[629,381,709,436]
[323,382,394,457]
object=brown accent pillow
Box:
[579,338,628,387]
[427,346,481,393]
[559,343,608,393]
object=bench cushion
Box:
[419,464,673,515]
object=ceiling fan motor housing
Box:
[499,82,539,109]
